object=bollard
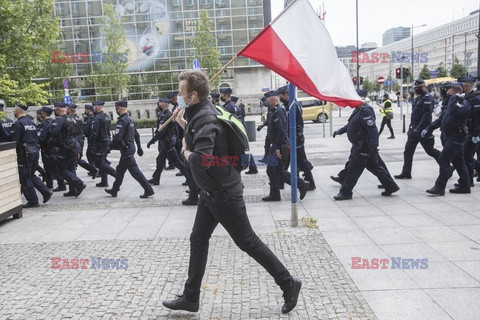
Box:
[403,114,406,133]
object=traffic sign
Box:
[192,59,201,70]
[377,76,385,85]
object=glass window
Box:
[215,0,228,7]
[200,0,213,5]
[55,3,64,14]
[71,2,79,13]
[172,0,181,7]
[186,0,196,6]
[247,0,257,4]
[87,2,93,13]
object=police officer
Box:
[0,99,14,142]
[37,106,57,189]
[105,101,154,198]
[83,104,98,176]
[50,102,86,197]
[219,87,236,115]
[163,70,301,315]
[262,91,310,201]
[395,79,441,179]
[147,98,199,205]
[231,96,243,122]
[90,101,117,187]
[257,97,273,165]
[166,91,180,171]
[423,83,471,195]
[333,90,399,200]
[457,77,480,187]
[277,85,316,190]
[377,93,395,139]
[210,92,220,107]
[11,103,52,207]
[67,103,98,177]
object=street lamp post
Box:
[411,24,427,80]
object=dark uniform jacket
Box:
[285,100,304,145]
[151,109,178,146]
[184,99,241,192]
[10,116,39,162]
[464,90,480,137]
[90,111,111,151]
[338,104,378,152]
[49,114,80,155]
[110,113,137,155]
[410,92,434,133]
[37,118,55,152]
[0,115,13,142]
[84,114,95,144]
[223,100,237,116]
[428,94,471,143]
[267,104,289,148]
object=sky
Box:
[271,0,480,47]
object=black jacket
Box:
[184,99,241,192]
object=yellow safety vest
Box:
[381,99,392,117]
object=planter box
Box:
[0,142,22,222]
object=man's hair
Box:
[178,70,210,100]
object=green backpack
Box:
[192,105,250,171]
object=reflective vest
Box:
[380,99,392,117]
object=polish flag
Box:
[238,0,362,107]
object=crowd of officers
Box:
[1,76,479,208]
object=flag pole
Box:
[156,54,238,133]
[288,83,298,227]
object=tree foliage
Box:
[419,65,431,80]
[450,57,468,79]
[437,62,449,78]
[0,0,60,105]
[191,10,223,87]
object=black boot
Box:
[162,294,199,312]
[105,188,118,197]
[426,187,445,195]
[282,278,302,314]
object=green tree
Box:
[450,57,468,79]
[419,65,431,80]
[437,62,448,77]
[191,10,223,87]
[88,4,130,101]
[0,0,60,105]
[362,77,372,92]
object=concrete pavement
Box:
[0,108,479,319]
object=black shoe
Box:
[381,185,400,196]
[96,182,108,187]
[330,176,342,184]
[245,169,258,175]
[182,198,198,205]
[105,188,118,197]
[394,173,412,179]
[140,190,155,198]
[75,184,87,197]
[91,170,98,180]
[454,182,474,188]
[148,178,159,185]
[426,187,445,195]
[387,136,395,139]
[307,183,316,191]
[164,165,175,171]
[262,195,281,202]
[23,202,39,208]
[449,187,471,194]
[162,294,199,312]
[175,171,184,176]
[279,185,284,190]
[378,185,385,189]
[334,193,352,200]
[182,181,188,186]
[42,190,53,204]
[52,186,66,192]
[282,278,302,314]
[63,191,76,197]
[299,181,309,200]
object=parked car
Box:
[261,97,331,123]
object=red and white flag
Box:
[238,0,362,107]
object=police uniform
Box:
[0,100,13,142]
[396,79,441,179]
[263,91,309,201]
[167,91,182,171]
[68,104,97,176]
[36,107,56,189]
[424,91,471,194]
[49,102,86,197]
[10,104,52,207]
[105,101,153,198]
[83,104,97,169]
[458,77,480,185]
[220,87,237,115]
[90,101,117,187]
[335,101,399,200]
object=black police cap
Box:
[444,82,461,89]
[277,85,288,94]
[219,87,232,94]
[85,104,93,111]
[166,91,179,99]
[115,100,128,108]
[231,96,239,102]
[67,103,77,109]
[40,106,53,115]
[264,90,278,98]
[15,103,28,111]
[158,98,170,103]
[458,76,477,83]
[414,79,425,86]
[210,92,220,99]
[92,100,105,106]
[53,102,66,108]
[355,89,368,98]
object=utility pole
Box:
[477,3,480,77]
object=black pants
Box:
[94,149,117,184]
[183,183,293,302]
[401,129,441,175]
[78,140,97,174]
[462,139,478,185]
[112,153,153,193]
[297,144,315,187]
[435,139,469,190]
[18,152,50,204]
[57,151,84,192]
[340,148,398,196]
[40,151,56,189]
[266,145,307,196]
[378,117,394,137]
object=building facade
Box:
[382,27,411,46]
[50,0,272,101]
[359,11,479,84]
